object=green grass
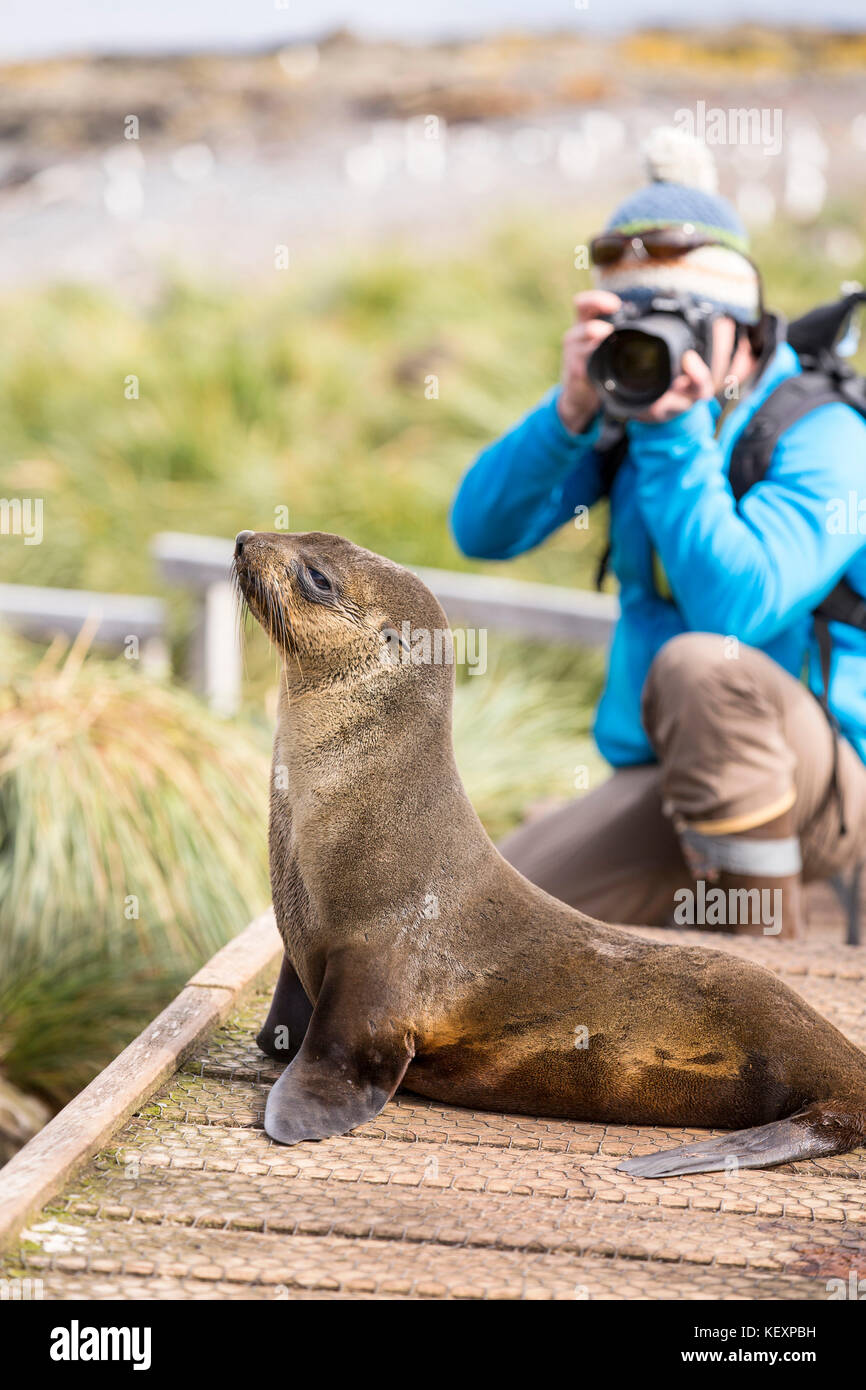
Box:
[5,209,862,704]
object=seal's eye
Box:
[306,566,333,594]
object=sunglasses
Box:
[589,227,724,267]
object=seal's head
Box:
[233,530,451,691]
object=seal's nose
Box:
[235,530,255,557]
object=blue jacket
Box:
[451,341,866,767]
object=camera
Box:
[587,294,718,418]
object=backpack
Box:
[728,290,866,639]
[595,290,866,832]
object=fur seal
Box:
[234,529,866,1178]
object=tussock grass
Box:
[0,630,270,1106]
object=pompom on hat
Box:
[593,127,762,325]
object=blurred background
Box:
[1,1,864,1155]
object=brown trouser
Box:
[499,633,866,926]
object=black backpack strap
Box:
[594,416,628,591]
[596,414,629,493]
[813,613,848,838]
[815,578,866,632]
[728,371,845,501]
[817,581,866,839]
[813,578,866,835]
[729,369,866,839]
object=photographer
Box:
[451,130,866,939]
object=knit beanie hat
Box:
[593,128,762,325]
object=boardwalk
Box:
[2,882,865,1301]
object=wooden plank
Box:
[186,909,281,991]
[0,909,282,1253]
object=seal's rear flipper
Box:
[264,949,414,1145]
[256,955,313,1061]
[618,1114,839,1179]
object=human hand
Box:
[556,290,621,434]
[635,349,714,424]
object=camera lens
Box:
[606,330,670,398]
[587,308,700,417]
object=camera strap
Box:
[593,415,629,591]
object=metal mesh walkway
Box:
[4,883,865,1300]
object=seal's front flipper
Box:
[256,955,313,1061]
[617,1113,838,1178]
[264,950,415,1145]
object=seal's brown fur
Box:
[235,530,866,1177]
